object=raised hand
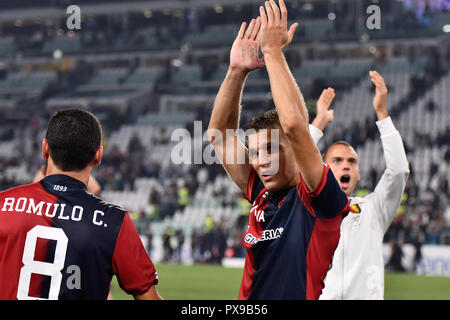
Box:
[229,18,265,73]
[257,0,298,55]
[370,70,388,120]
[312,87,335,131]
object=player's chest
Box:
[341,200,372,233]
[248,192,312,250]
[251,189,302,227]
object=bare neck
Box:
[45,158,91,187]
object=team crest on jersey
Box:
[350,203,361,213]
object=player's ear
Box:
[91,145,103,167]
[42,138,50,160]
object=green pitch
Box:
[384,272,450,300]
[110,263,450,300]
[110,263,242,300]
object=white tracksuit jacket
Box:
[309,117,410,300]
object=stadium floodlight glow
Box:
[171,58,183,68]
[180,43,191,53]
[302,3,313,11]
[53,49,63,60]
[360,33,370,42]
[144,10,152,18]
[443,24,450,33]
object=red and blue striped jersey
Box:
[0,174,158,300]
[239,164,349,300]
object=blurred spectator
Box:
[413,230,426,274]
[385,239,406,272]
[174,229,185,264]
[162,227,174,263]
[368,166,378,191]
[177,183,189,211]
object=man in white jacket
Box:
[309,71,410,300]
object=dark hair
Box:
[243,109,281,132]
[323,140,354,161]
[45,108,102,171]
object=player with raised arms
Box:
[308,72,410,299]
[208,0,349,299]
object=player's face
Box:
[247,127,299,192]
[325,144,360,196]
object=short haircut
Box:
[45,108,103,171]
[243,109,281,132]
[323,140,355,162]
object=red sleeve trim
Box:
[305,199,349,299]
[296,164,329,218]
[308,164,330,198]
[340,198,351,219]
[112,213,158,295]
[238,250,256,300]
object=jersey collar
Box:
[40,174,87,193]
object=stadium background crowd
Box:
[0,0,449,269]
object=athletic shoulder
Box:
[0,182,44,198]
[84,191,127,215]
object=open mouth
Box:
[339,174,351,188]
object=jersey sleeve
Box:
[297,163,349,219]
[309,124,323,145]
[112,213,158,295]
[371,117,410,233]
[243,169,265,203]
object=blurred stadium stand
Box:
[0,0,449,269]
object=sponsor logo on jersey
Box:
[250,202,265,222]
[244,227,284,245]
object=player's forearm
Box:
[374,91,388,121]
[263,49,309,131]
[208,67,248,135]
[264,49,323,191]
[375,109,388,121]
[133,285,163,300]
[311,115,329,132]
